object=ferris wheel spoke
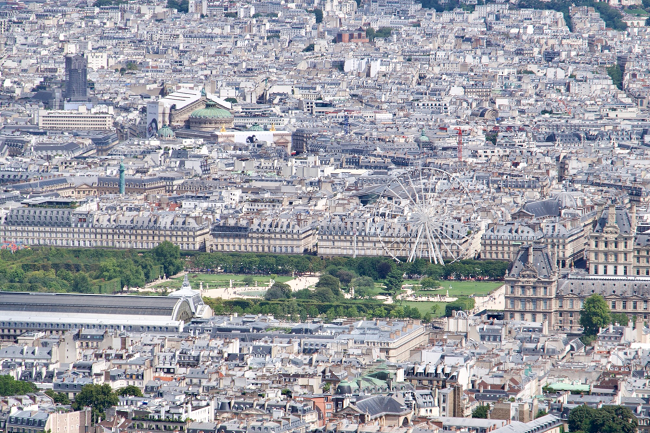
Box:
[394,176,417,207]
[405,171,420,205]
[438,228,463,261]
[409,225,424,263]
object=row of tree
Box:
[188,253,508,282]
[0,242,183,293]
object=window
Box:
[543,300,548,310]
[612,301,616,310]
[531,314,537,322]
[623,301,627,310]
[543,287,548,296]
[510,299,515,309]
[569,299,574,309]
[510,286,515,295]
[634,301,638,310]
[559,299,563,308]
[594,240,598,248]
[531,287,537,296]
[510,313,515,319]
[531,300,537,310]
[645,301,648,310]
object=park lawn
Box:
[414,281,503,297]
[153,273,293,290]
[401,301,446,317]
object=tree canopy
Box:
[472,405,489,419]
[45,389,71,404]
[117,385,143,397]
[73,384,119,422]
[0,375,38,396]
[152,241,184,277]
[568,405,637,433]
[580,294,611,336]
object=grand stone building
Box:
[506,235,650,331]
[0,203,212,251]
[588,204,636,276]
[504,244,559,326]
[209,217,317,254]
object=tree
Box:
[225,97,238,104]
[73,384,119,423]
[420,277,439,290]
[167,0,189,12]
[335,269,355,286]
[151,241,184,277]
[384,268,404,294]
[316,274,341,295]
[607,64,624,90]
[580,294,611,336]
[445,297,475,317]
[243,275,255,286]
[569,405,637,433]
[117,385,143,397]
[71,273,92,293]
[472,405,489,419]
[0,375,37,396]
[309,8,323,23]
[535,409,547,419]
[265,282,291,300]
[376,261,393,279]
[611,312,629,326]
[45,389,71,404]
[312,286,336,303]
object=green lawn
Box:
[413,281,502,297]
[400,301,446,317]
[153,273,293,290]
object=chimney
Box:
[631,203,637,232]
[608,204,616,226]
[527,244,534,266]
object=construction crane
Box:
[454,127,463,163]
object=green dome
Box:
[157,125,175,138]
[419,129,430,142]
[190,101,233,119]
[248,123,264,131]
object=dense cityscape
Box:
[3,0,650,431]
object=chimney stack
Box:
[527,244,534,266]
[608,204,616,226]
[631,203,637,232]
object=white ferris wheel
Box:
[370,167,477,264]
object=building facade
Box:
[64,55,87,101]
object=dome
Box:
[248,123,264,131]
[157,124,175,139]
[190,100,233,120]
[418,129,430,142]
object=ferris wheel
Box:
[370,167,477,264]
